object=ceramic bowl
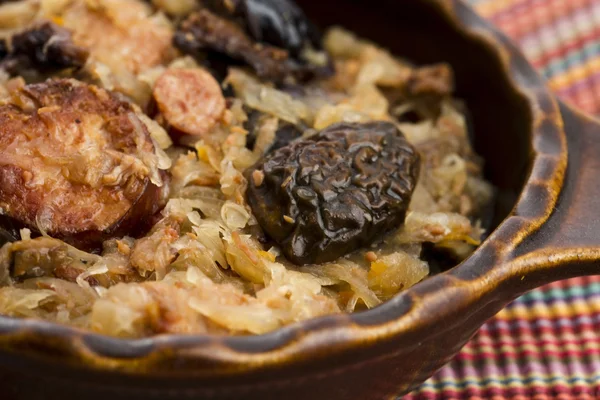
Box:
[2,1,600,399]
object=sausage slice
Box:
[153,68,225,136]
[0,78,167,249]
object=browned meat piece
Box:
[174,7,332,82]
[203,0,320,56]
[0,78,167,250]
[174,9,291,81]
[0,22,89,75]
[153,68,225,136]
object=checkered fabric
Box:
[406,1,600,398]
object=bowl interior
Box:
[298,0,532,230]
[0,3,559,396]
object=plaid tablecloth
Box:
[406,0,600,399]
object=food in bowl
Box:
[0,0,493,337]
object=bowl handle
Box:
[487,101,600,292]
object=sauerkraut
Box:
[0,2,494,337]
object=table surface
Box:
[406,0,600,399]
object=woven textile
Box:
[406,1,600,399]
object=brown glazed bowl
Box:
[2,1,600,399]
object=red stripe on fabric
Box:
[475,323,600,337]
[468,335,600,349]
[541,276,600,288]
[531,27,600,66]
[555,86,600,115]
[452,348,600,362]
[405,390,598,399]
[486,0,592,41]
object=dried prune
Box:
[174,0,332,82]
[0,22,88,75]
[245,121,420,265]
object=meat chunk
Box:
[174,7,332,82]
[0,21,89,75]
[175,9,290,81]
[204,0,322,56]
[0,78,168,250]
[153,67,225,136]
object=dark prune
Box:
[174,1,332,82]
[245,121,420,265]
[0,22,88,75]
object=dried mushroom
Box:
[174,0,332,82]
[245,121,420,265]
[204,0,322,56]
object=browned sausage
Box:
[153,67,225,136]
[0,78,168,250]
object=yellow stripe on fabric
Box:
[546,55,600,90]
[420,371,600,385]
[458,341,585,356]
[417,370,600,392]
[495,300,600,320]
[475,0,521,18]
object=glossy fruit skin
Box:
[245,121,420,265]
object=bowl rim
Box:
[0,0,567,377]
